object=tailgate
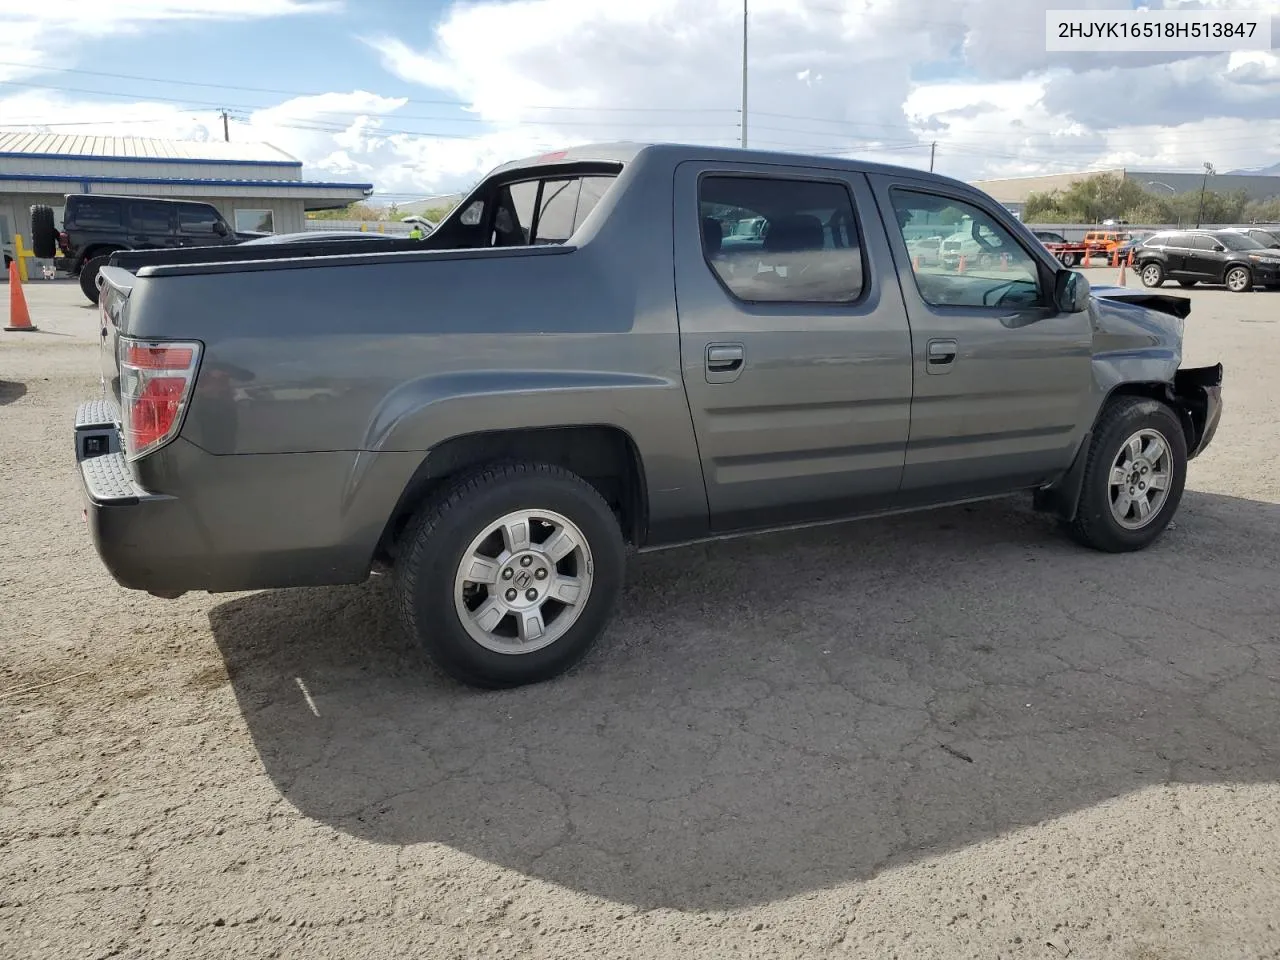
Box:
[97,266,134,417]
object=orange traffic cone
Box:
[912,254,921,270]
[957,254,967,273]
[5,260,38,332]
[1117,256,1128,286]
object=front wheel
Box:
[394,461,626,688]
[1065,396,1188,553]
[1139,262,1165,287]
[1225,265,1252,293]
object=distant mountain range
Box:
[1226,162,1280,176]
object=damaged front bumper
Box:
[1172,362,1223,459]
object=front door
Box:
[674,162,914,532]
[869,176,1094,502]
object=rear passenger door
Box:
[1185,234,1225,282]
[871,177,1093,501]
[1159,233,1192,276]
[126,201,177,249]
[674,162,914,532]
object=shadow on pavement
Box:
[0,380,28,405]
[210,490,1280,910]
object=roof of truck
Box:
[491,141,975,192]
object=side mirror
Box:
[212,221,229,237]
[1213,243,1225,252]
[1055,268,1091,313]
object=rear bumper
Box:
[74,400,394,598]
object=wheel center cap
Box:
[514,569,533,590]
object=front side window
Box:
[890,188,1043,310]
[177,204,221,236]
[1218,232,1264,251]
[697,175,865,303]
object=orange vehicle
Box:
[1083,229,1131,255]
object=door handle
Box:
[705,342,745,383]
[926,338,957,374]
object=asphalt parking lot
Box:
[2,273,1278,960]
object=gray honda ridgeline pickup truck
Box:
[76,142,1223,689]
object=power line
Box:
[0,60,734,114]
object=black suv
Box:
[1133,229,1280,292]
[30,195,249,303]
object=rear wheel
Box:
[30,205,57,258]
[1225,265,1252,293]
[79,254,111,303]
[1139,262,1165,287]
[394,461,627,688]
[1066,396,1187,553]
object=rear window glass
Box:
[70,197,122,228]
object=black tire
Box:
[1065,396,1188,553]
[79,254,111,303]
[1224,265,1252,293]
[1138,261,1165,287]
[30,205,57,259]
[394,461,627,689]
[1178,280,1197,288]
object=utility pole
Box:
[740,0,748,148]
[1195,161,1214,228]
[929,141,936,172]
[219,109,230,142]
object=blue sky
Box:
[2,0,1278,197]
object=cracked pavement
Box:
[2,277,1279,959]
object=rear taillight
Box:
[118,338,202,460]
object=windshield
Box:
[1218,232,1266,251]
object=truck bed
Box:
[107,236,426,273]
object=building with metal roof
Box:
[0,133,374,263]
[971,166,1280,218]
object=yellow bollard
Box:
[13,233,30,283]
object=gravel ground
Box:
[2,274,1278,960]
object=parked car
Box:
[1133,229,1280,291]
[905,234,943,265]
[1219,226,1280,249]
[75,141,1223,689]
[29,194,250,304]
[1083,229,1131,260]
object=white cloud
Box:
[2,0,1278,197]
[3,1,339,82]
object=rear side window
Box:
[70,197,122,228]
[697,175,865,304]
[490,174,615,246]
[177,204,221,236]
[128,202,173,234]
